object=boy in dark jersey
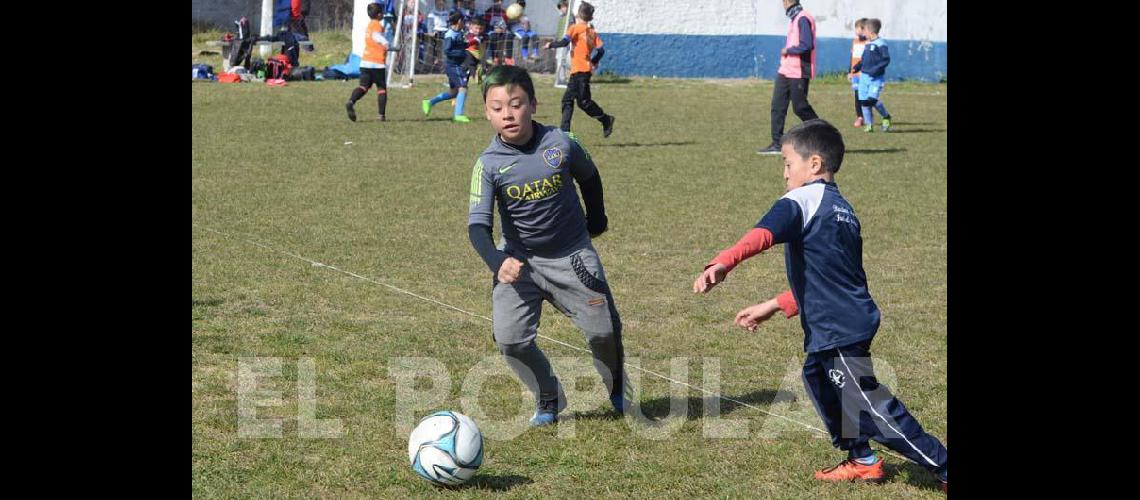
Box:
[692,119,947,491]
[467,65,630,427]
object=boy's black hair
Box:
[448,11,464,26]
[866,18,882,34]
[367,2,383,19]
[469,16,486,28]
[781,119,846,174]
[481,65,536,102]
[578,1,594,22]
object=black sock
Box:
[349,87,366,104]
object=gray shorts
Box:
[492,240,621,346]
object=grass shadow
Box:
[883,129,945,134]
[355,118,416,123]
[455,473,533,491]
[593,76,633,84]
[636,389,794,421]
[883,460,943,492]
[570,408,625,422]
[593,140,696,148]
[846,148,907,154]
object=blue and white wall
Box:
[585,0,946,82]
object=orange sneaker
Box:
[813,457,885,483]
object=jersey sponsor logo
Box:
[542,147,564,169]
[828,369,846,388]
[504,174,563,202]
[498,162,517,174]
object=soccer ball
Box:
[407,410,484,486]
[506,3,524,21]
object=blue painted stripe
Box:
[596,33,946,82]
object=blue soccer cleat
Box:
[529,411,557,426]
[529,397,563,427]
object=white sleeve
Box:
[372,31,389,47]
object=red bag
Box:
[266,54,293,80]
[217,72,241,83]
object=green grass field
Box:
[193,66,947,498]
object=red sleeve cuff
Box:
[776,290,798,318]
[709,228,775,272]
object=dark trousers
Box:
[561,72,606,131]
[802,339,948,474]
[357,68,387,91]
[288,17,309,39]
[770,74,819,143]
[350,68,388,116]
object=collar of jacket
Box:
[786,3,802,19]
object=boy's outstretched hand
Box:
[734,299,781,331]
[692,263,728,293]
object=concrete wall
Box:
[585,0,946,81]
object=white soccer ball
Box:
[407,410,484,486]
[506,3,524,21]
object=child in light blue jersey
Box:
[852,18,893,132]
